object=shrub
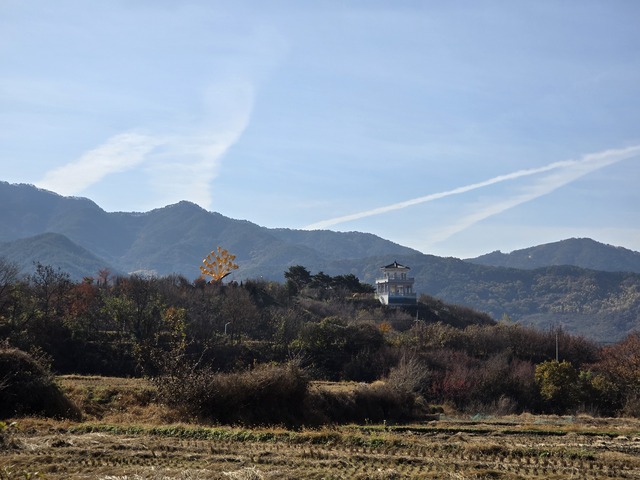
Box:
[156,361,309,426]
[385,354,429,395]
[157,356,422,426]
[590,332,640,416]
[0,347,81,420]
[353,381,416,422]
[305,380,418,425]
[290,317,386,380]
[0,421,20,450]
[535,360,581,413]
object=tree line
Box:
[1,258,639,417]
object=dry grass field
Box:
[1,376,640,479]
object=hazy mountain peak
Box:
[158,200,206,212]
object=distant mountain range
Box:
[0,182,419,280]
[466,238,640,273]
[2,181,639,342]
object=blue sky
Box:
[2,1,639,258]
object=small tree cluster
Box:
[284,265,374,298]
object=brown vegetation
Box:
[1,259,640,420]
[1,377,639,480]
[0,347,80,420]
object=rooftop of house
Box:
[381,261,410,270]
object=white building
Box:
[375,261,417,306]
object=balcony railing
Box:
[375,291,417,305]
[376,277,415,284]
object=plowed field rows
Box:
[3,418,640,479]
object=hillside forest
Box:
[1,255,639,423]
[3,183,640,343]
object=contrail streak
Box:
[304,145,640,230]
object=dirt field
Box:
[1,376,640,479]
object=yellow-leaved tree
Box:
[199,246,239,284]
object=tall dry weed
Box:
[156,361,308,426]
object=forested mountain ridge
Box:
[0,232,118,280]
[336,255,640,342]
[0,181,419,279]
[2,181,640,342]
[466,237,640,273]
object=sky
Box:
[2,1,639,258]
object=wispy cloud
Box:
[37,132,164,195]
[305,145,640,231]
[36,80,255,208]
[144,80,255,209]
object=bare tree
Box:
[0,257,19,316]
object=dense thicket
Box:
[0,259,638,418]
